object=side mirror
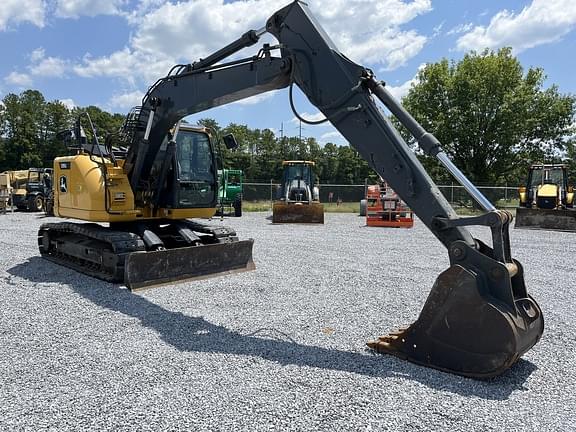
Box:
[222,133,238,150]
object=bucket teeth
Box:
[386,327,408,337]
[366,340,385,350]
[368,329,407,350]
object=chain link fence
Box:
[243,181,520,209]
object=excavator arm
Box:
[122,0,543,377]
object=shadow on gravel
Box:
[10,257,538,401]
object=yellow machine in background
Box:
[272,160,324,223]
[1,170,28,209]
[0,172,12,213]
[515,163,575,231]
[0,169,51,212]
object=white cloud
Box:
[2,48,69,92]
[109,90,144,110]
[385,64,425,100]
[5,71,33,87]
[456,0,576,53]
[446,22,473,36]
[432,21,445,37]
[340,28,427,71]
[30,48,45,62]
[320,131,342,141]
[318,129,347,145]
[28,48,68,78]
[55,0,126,19]
[74,48,173,85]
[77,0,431,87]
[290,112,326,125]
[387,79,415,101]
[59,98,75,109]
[133,0,431,69]
[0,0,44,30]
[74,48,137,78]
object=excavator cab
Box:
[272,160,324,223]
[172,128,217,207]
[516,163,575,231]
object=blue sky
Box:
[1,0,575,145]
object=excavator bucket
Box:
[124,239,255,290]
[368,263,544,378]
[272,202,324,224]
[515,207,576,232]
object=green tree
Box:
[399,47,576,185]
[333,145,373,184]
[41,101,72,166]
[0,90,46,169]
[73,105,125,142]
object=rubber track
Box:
[38,222,145,283]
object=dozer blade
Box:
[124,239,255,291]
[368,265,544,378]
[515,207,576,232]
[272,202,324,224]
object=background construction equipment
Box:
[216,168,243,217]
[516,163,575,231]
[365,182,414,228]
[272,161,324,223]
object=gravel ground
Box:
[0,210,574,431]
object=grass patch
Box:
[242,201,273,212]
[242,201,360,213]
[242,201,517,215]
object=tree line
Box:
[0,90,125,173]
[0,90,377,184]
[1,48,574,185]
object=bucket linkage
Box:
[368,210,544,378]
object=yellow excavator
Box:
[39,0,543,378]
[515,163,575,231]
[272,160,324,223]
[40,120,255,290]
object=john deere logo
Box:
[59,175,68,193]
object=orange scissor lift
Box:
[366,183,414,228]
